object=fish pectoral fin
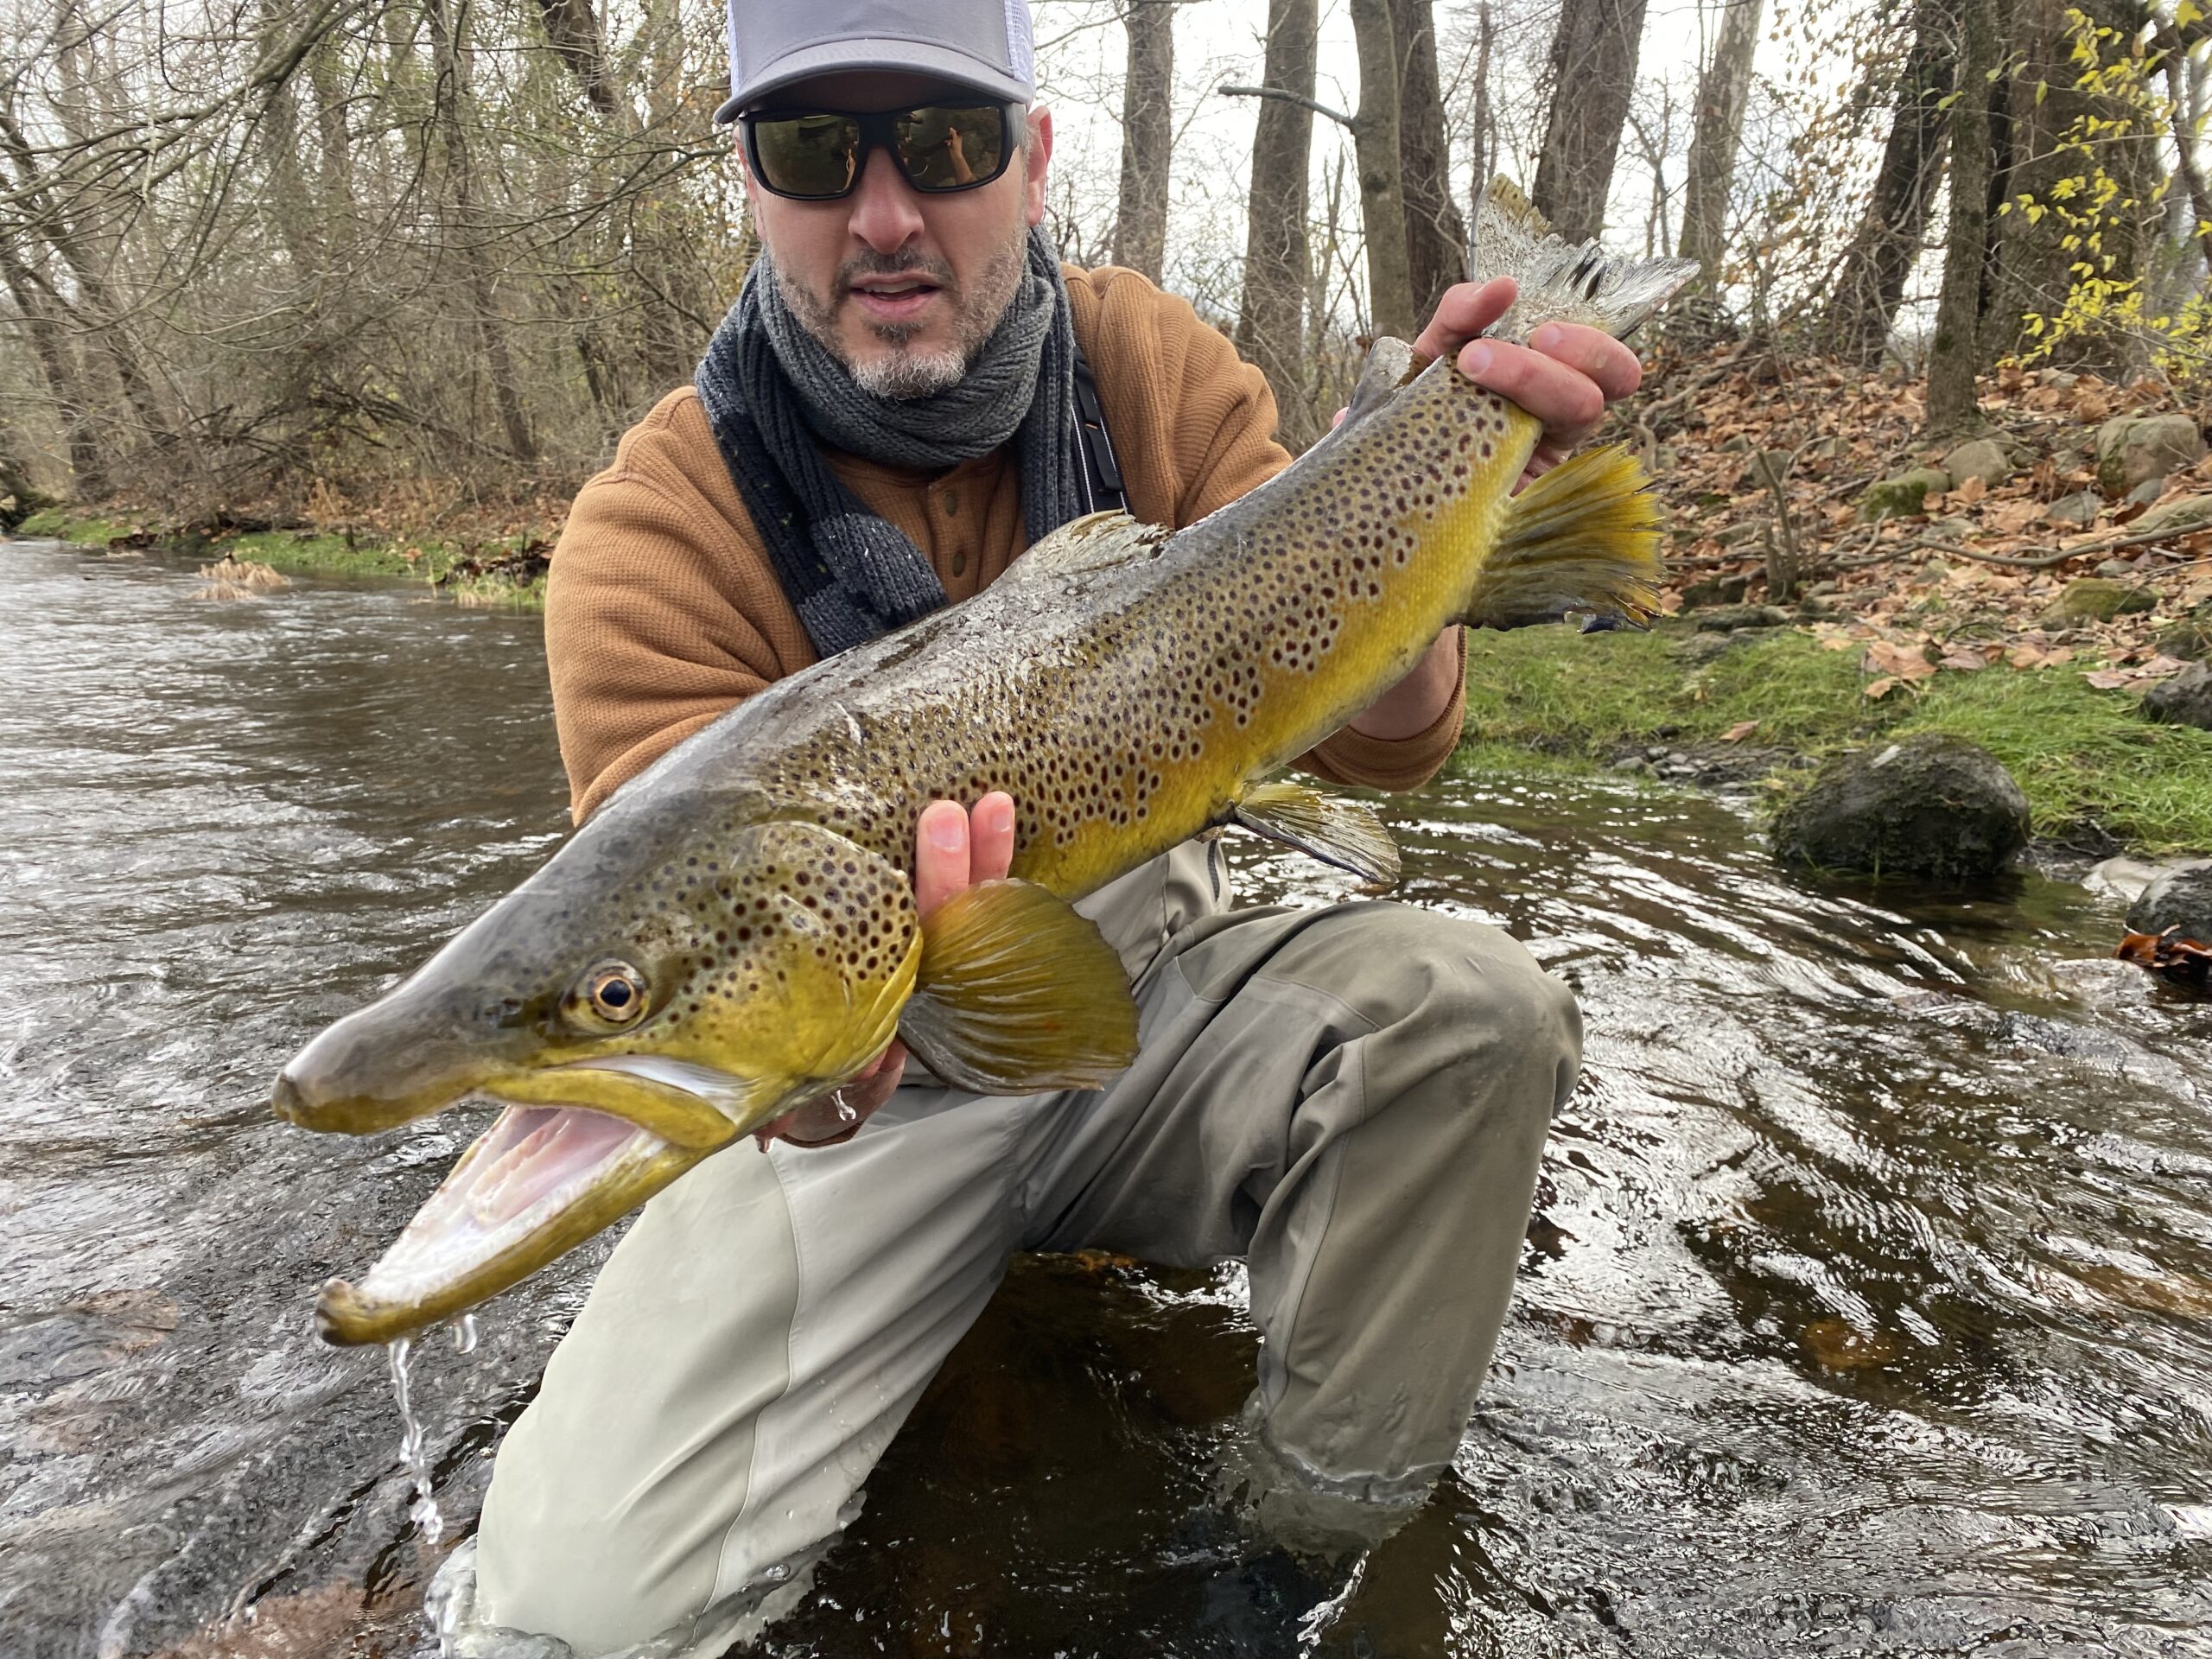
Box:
[1465,443,1666,632]
[1229,781,1401,889]
[899,879,1140,1095]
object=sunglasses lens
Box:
[751,112,861,198]
[893,105,1007,192]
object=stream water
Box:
[3,538,2209,1657]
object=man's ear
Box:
[1022,105,1052,228]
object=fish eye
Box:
[571,960,649,1032]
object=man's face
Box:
[743,72,1053,399]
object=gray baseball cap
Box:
[715,0,1036,124]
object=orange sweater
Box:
[544,264,1467,823]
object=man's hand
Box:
[1413,275,1643,480]
[760,792,1017,1147]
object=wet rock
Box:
[1770,734,2030,880]
[1680,570,1751,609]
[1859,467,1950,521]
[2126,861,2212,942]
[2041,576,2154,624]
[2046,490,2102,527]
[2142,661,2212,729]
[1695,603,1793,632]
[2095,412,2204,496]
[1942,437,2014,486]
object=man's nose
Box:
[845,144,925,254]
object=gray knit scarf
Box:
[693,226,1087,658]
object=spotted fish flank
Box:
[273,180,1699,1346]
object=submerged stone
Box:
[1770,734,2030,880]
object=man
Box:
[469,2,1641,1650]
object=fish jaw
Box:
[315,1102,707,1344]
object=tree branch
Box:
[1217,83,1353,129]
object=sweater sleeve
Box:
[544,398,807,823]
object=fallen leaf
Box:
[1953,474,1988,505]
[2008,644,2054,669]
[1866,640,1938,681]
[2085,669,2137,690]
[1719,720,1761,742]
[1939,651,1990,671]
[1864,676,1901,700]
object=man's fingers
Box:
[1456,339,1606,448]
[1528,321,1642,403]
[913,799,969,918]
[1411,276,1516,362]
[970,791,1015,883]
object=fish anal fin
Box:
[1230,781,1401,890]
[1466,443,1666,632]
[899,880,1139,1095]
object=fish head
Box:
[273,816,921,1344]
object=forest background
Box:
[3,0,2206,531]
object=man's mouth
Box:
[847,276,942,322]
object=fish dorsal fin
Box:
[1229,780,1401,889]
[1014,510,1173,578]
[899,879,1140,1095]
[1341,337,1428,430]
[1473,174,1700,343]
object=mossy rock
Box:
[2042,576,2155,625]
[2094,413,2205,496]
[2158,603,2212,661]
[1859,467,1950,522]
[1771,734,2030,880]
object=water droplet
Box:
[387,1338,444,1545]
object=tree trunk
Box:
[1927,0,1997,433]
[1677,0,1763,282]
[1236,0,1320,450]
[1347,0,1417,340]
[1529,0,1651,244]
[1819,0,1958,365]
[1113,0,1174,281]
[1389,0,1467,324]
[1468,0,1496,226]
[536,0,618,117]
[0,242,106,495]
[425,0,537,462]
[2158,23,2212,283]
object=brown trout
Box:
[275,181,1696,1345]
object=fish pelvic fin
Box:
[1230,781,1401,891]
[899,880,1140,1096]
[1473,175,1700,343]
[1465,443,1667,632]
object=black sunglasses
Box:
[741,103,1019,202]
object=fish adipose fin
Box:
[1473,175,1700,345]
[1230,781,1401,889]
[1466,444,1667,632]
[899,880,1140,1094]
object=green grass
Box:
[1455,624,2212,853]
[14,511,547,607]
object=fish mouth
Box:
[313,1055,779,1346]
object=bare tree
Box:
[1926,0,1997,431]
[1820,0,1959,364]
[1676,0,1764,292]
[1235,0,1321,448]
[1348,0,1418,339]
[1114,0,1174,279]
[1390,0,1467,323]
[1530,0,1651,243]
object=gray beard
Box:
[772,220,1030,402]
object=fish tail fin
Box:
[1472,176,1700,344]
[1465,444,1666,632]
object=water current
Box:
[3,538,2209,1656]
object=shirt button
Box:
[951,550,968,577]
[942,490,959,517]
